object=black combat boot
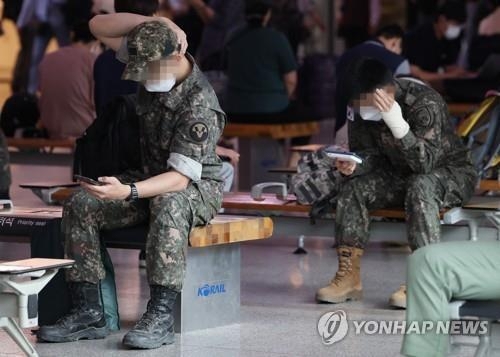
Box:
[122,285,177,349]
[37,282,109,342]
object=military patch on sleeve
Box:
[189,122,209,142]
[413,107,433,128]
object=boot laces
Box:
[134,311,158,331]
[331,257,352,286]
[133,300,166,331]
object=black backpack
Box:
[0,93,40,137]
[73,94,142,180]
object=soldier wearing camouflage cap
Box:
[315,58,477,309]
[38,13,226,350]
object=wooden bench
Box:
[222,122,321,189]
[0,258,74,357]
[6,138,75,153]
[0,207,273,333]
[222,190,500,251]
[223,122,319,139]
[447,102,479,118]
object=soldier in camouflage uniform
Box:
[38,16,225,349]
[0,130,11,199]
[316,58,477,308]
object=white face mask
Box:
[143,74,176,92]
[444,25,461,40]
[359,106,382,121]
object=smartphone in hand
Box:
[323,147,363,164]
[73,175,105,186]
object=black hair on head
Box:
[343,57,394,101]
[114,0,159,16]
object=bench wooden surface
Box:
[223,122,319,139]
[6,138,75,150]
[222,191,500,219]
[448,102,479,117]
[222,192,410,219]
[0,207,273,248]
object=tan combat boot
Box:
[389,284,407,309]
[316,246,364,303]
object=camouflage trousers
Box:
[335,165,477,251]
[62,180,223,291]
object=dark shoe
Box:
[37,282,109,342]
[122,285,177,349]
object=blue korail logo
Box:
[197,283,227,297]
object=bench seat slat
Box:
[0,207,273,247]
[223,122,319,139]
[189,216,273,247]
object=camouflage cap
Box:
[122,21,178,82]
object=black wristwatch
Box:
[126,183,139,201]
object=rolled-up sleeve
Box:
[167,152,202,181]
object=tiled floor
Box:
[0,236,480,357]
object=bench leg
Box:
[0,317,38,357]
[174,244,241,332]
[293,235,307,254]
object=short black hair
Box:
[114,0,159,16]
[436,0,466,23]
[72,21,95,43]
[375,24,405,39]
[343,58,394,101]
[246,0,273,26]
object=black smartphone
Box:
[73,175,105,186]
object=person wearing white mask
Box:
[316,58,477,310]
[403,0,472,83]
[38,15,227,350]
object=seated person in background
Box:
[315,58,477,309]
[401,241,500,357]
[38,22,99,139]
[37,15,226,350]
[195,0,245,71]
[93,0,159,115]
[335,23,411,134]
[0,130,11,199]
[225,0,311,146]
[216,144,240,192]
[403,0,471,83]
[468,0,500,71]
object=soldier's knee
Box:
[405,175,439,209]
[64,190,101,217]
[338,177,364,201]
[150,193,190,227]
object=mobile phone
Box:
[73,175,105,186]
[323,148,363,164]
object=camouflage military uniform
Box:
[336,78,477,251]
[0,130,11,196]
[63,25,226,291]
